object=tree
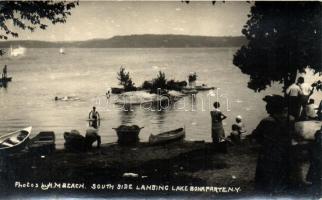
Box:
[0,1,78,55]
[117,67,136,91]
[233,2,322,92]
[151,71,167,93]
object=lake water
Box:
[0,48,288,148]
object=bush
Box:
[117,67,136,91]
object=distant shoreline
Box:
[0,34,246,48]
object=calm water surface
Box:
[0,48,285,148]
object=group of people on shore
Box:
[286,76,322,121]
[250,77,322,194]
[209,76,322,194]
[210,102,247,145]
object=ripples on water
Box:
[0,48,285,148]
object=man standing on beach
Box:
[286,77,303,120]
[298,77,315,120]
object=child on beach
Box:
[236,115,247,140]
[228,124,241,145]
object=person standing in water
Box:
[88,106,100,129]
[210,102,227,144]
[2,65,7,79]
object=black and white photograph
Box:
[0,0,321,199]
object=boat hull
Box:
[195,86,215,91]
[0,77,12,82]
[0,127,32,155]
[149,128,185,145]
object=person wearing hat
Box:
[235,115,247,140]
[252,95,295,193]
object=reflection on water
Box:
[119,105,137,125]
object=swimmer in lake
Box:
[54,96,80,101]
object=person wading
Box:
[2,65,7,79]
[88,106,100,129]
[86,106,101,149]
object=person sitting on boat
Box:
[236,115,247,140]
[2,64,7,78]
[210,102,227,144]
[89,106,100,129]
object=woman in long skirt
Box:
[210,102,227,144]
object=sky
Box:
[10,1,252,41]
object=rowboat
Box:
[0,127,32,154]
[181,88,198,94]
[0,77,12,82]
[195,85,215,91]
[149,127,185,145]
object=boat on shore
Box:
[149,127,185,145]
[0,127,32,154]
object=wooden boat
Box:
[149,127,185,145]
[29,131,56,154]
[0,77,12,82]
[0,127,32,154]
[181,88,198,94]
[113,125,144,145]
[195,85,215,91]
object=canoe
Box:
[0,127,32,154]
[149,127,185,145]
